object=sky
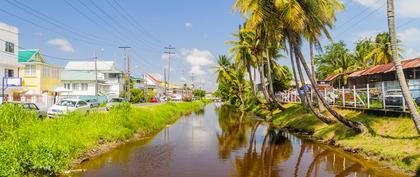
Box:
[1,0,420,91]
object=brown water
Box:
[75,105,409,177]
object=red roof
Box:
[348,58,420,78]
[323,73,342,82]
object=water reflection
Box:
[76,105,409,177]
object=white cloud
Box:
[353,0,381,8]
[353,0,420,18]
[181,48,214,76]
[47,38,74,52]
[359,30,380,40]
[398,27,420,43]
[185,22,192,28]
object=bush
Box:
[0,101,205,176]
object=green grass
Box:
[0,101,205,176]
[272,103,420,173]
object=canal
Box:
[75,104,409,177]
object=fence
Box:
[280,82,418,112]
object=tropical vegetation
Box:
[0,101,206,176]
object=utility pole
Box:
[143,73,148,102]
[94,51,98,101]
[164,68,167,96]
[164,45,175,95]
[119,46,131,101]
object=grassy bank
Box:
[262,103,420,174]
[0,101,205,176]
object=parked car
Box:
[47,99,91,117]
[384,89,404,108]
[106,98,128,111]
[13,102,46,118]
[149,97,158,103]
[170,94,182,102]
[85,99,100,108]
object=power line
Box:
[110,0,167,45]
[0,8,115,47]
[336,0,377,31]
[0,38,92,61]
[104,0,165,48]
[335,2,386,38]
[86,0,162,53]
[6,0,117,46]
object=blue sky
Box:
[1,0,420,91]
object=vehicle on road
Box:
[85,99,100,108]
[47,99,91,117]
[106,98,129,111]
[12,102,46,118]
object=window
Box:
[52,68,59,79]
[24,64,36,76]
[77,101,87,107]
[5,42,14,53]
[42,66,50,77]
[64,83,71,90]
[72,83,80,91]
[81,83,88,91]
[4,69,14,78]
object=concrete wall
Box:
[0,22,19,79]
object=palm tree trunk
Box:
[293,43,367,133]
[310,42,325,112]
[296,52,335,124]
[266,49,276,97]
[387,0,420,134]
[259,59,272,103]
[246,62,257,100]
[290,42,305,105]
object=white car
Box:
[48,99,91,117]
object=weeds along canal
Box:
[73,104,409,177]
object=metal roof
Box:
[348,58,420,78]
[61,71,97,81]
[65,61,118,71]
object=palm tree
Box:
[233,0,367,133]
[227,26,258,100]
[366,32,402,65]
[387,0,420,134]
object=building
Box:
[17,49,61,108]
[61,61,124,101]
[18,49,62,95]
[0,22,21,103]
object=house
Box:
[61,61,124,100]
[0,22,22,103]
[18,49,62,95]
[17,49,61,108]
[347,58,420,98]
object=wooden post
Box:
[367,83,370,109]
[403,94,406,112]
[324,88,327,104]
[382,82,386,110]
[342,86,345,107]
[333,89,336,104]
[353,85,357,108]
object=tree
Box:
[193,89,206,98]
[315,41,357,85]
[227,26,258,100]
[367,32,403,66]
[387,0,420,134]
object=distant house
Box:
[61,61,124,100]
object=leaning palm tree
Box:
[387,0,420,134]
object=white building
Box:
[0,22,21,102]
[61,61,124,101]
